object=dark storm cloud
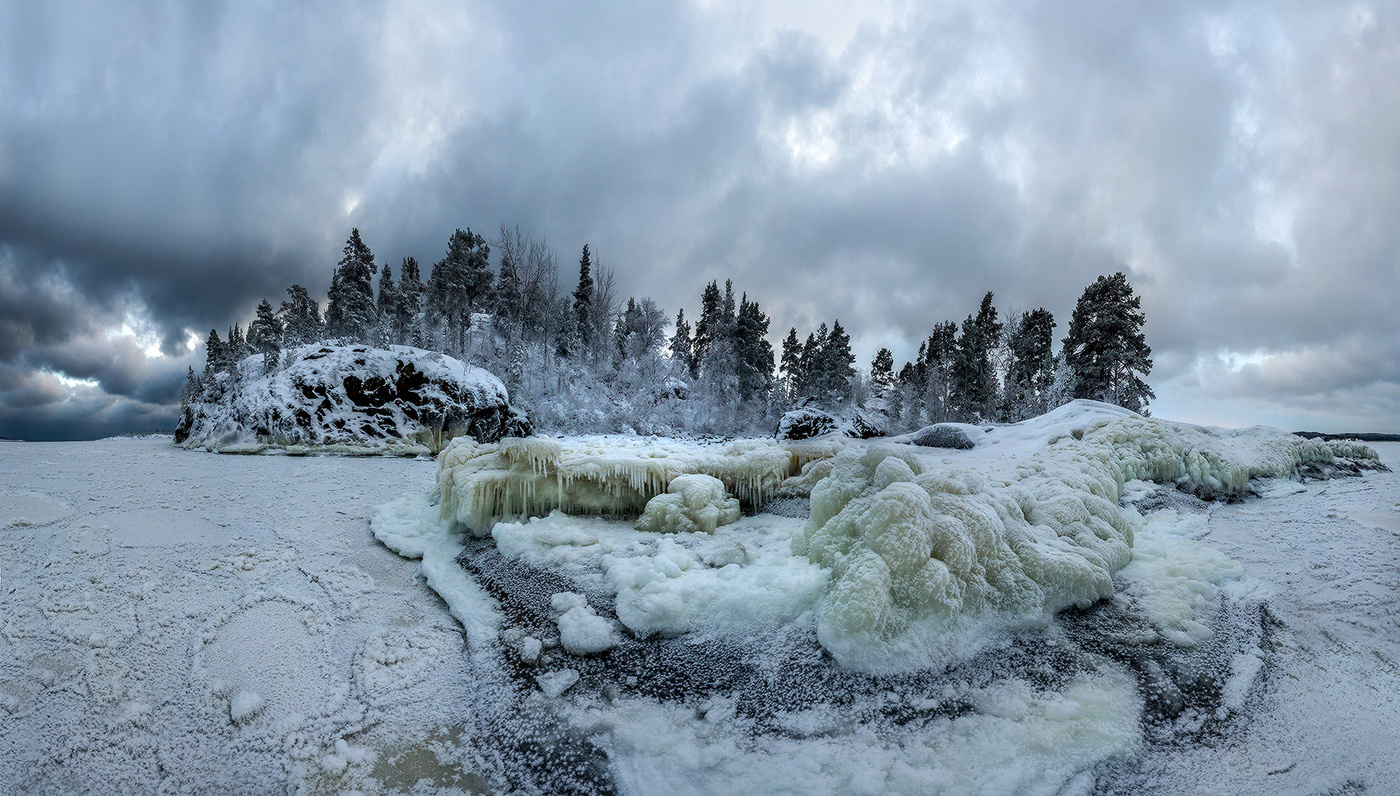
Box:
[2,0,1398,437]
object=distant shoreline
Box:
[1295,431,1400,443]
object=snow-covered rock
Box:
[903,423,978,450]
[176,344,531,454]
[775,403,885,442]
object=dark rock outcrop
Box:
[775,402,886,442]
[176,344,531,454]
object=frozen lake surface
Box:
[1,437,1396,794]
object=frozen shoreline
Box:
[1,436,1396,794]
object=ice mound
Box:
[176,344,530,455]
[796,403,1380,667]
[437,435,801,535]
[635,474,741,534]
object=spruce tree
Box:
[615,297,640,364]
[325,228,379,342]
[822,320,855,404]
[1062,272,1154,413]
[397,257,423,346]
[428,228,493,356]
[571,245,594,350]
[669,309,693,375]
[734,294,773,401]
[181,365,200,408]
[204,329,224,375]
[779,327,801,401]
[249,299,283,374]
[1002,308,1056,420]
[870,348,894,393]
[376,263,399,346]
[692,281,722,377]
[280,285,323,346]
[922,321,958,422]
[949,293,1001,421]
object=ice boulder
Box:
[635,474,742,534]
[175,344,531,454]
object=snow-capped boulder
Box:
[905,423,977,450]
[176,344,531,454]
[775,403,885,442]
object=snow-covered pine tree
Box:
[203,329,223,375]
[669,308,693,375]
[949,293,1001,422]
[225,324,250,370]
[870,348,894,394]
[615,298,640,365]
[325,228,379,343]
[779,327,801,404]
[181,366,199,409]
[248,299,283,375]
[797,325,827,400]
[280,285,323,346]
[571,244,594,351]
[1062,272,1154,413]
[1001,307,1056,420]
[375,262,399,347]
[922,321,957,422]
[691,281,722,378]
[428,228,493,357]
[822,320,856,405]
[734,294,773,402]
[397,257,424,346]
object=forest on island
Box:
[186,227,1155,437]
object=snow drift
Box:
[176,344,530,454]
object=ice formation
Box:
[634,474,741,534]
[795,402,1380,666]
[436,435,799,534]
[550,592,618,654]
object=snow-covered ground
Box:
[1,431,1396,794]
[0,439,484,794]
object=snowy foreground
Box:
[2,407,1398,794]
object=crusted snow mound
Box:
[437,435,798,535]
[635,474,741,534]
[176,344,530,454]
[796,400,1379,666]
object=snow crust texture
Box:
[176,344,530,454]
[0,439,490,794]
[436,435,799,534]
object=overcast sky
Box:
[2,0,1397,440]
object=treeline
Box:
[186,226,1154,435]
